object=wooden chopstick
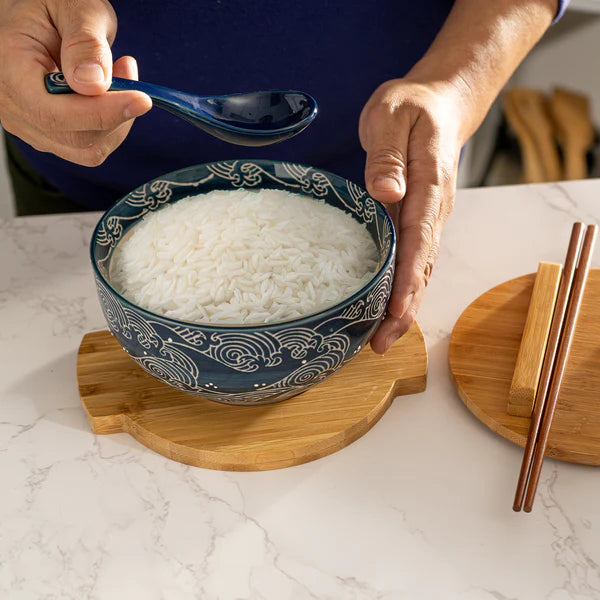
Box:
[523,224,598,511]
[523,224,597,513]
[513,222,584,511]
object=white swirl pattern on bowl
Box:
[96,161,391,268]
[93,160,394,405]
[96,267,393,404]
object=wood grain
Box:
[508,261,562,417]
[449,269,600,466]
[523,225,598,511]
[77,324,427,471]
[550,88,594,181]
[513,223,584,511]
[503,88,562,183]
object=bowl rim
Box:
[90,159,396,332]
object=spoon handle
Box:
[45,72,201,115]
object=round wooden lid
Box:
[449,269,600,466]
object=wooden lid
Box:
[449,269,600,465]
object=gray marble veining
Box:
[1,180,600,599]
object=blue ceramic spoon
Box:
[45,72,317,147]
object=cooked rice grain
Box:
[110,188,378,324]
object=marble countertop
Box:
[1,180,600,599]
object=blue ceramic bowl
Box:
[91,160,395,405]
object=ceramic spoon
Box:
[45,72,317,147]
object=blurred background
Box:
[0,132,11,219]
[458,2,600,188]
[1,2,599,220]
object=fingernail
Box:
[403,292,415,316]
[73,62,105,84]
[398,292,415,319]
[384,334,397,354]
[124,101,148,120]
[373,175,401,193]
[388,292,414,319]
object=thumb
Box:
[55,0,117,95]
[363,124,408,204]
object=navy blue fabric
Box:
[12,0,569,210]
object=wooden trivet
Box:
[77,324,427,471]
[449,269,600,465]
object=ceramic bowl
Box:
[91,159,395,405]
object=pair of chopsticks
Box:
[513,222,598,513]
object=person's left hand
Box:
[359,77,470,354]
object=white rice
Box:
[109,188,379,325]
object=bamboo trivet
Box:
[77,324,427,471]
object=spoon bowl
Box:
[45,72,317,146]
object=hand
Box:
[359,78,468,354]
[0,0,151,166]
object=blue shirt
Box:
[12,0,569,210]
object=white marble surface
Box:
[1,180,600,599]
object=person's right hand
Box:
[0,0,152,166]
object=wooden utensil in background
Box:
[500,86,595,184]
[550,88,595,180]
[503,88,562,183]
